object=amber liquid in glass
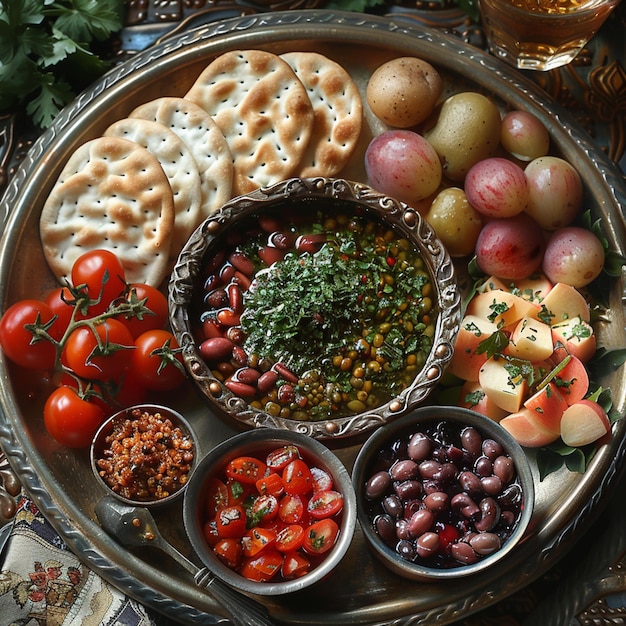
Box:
[479,0,619,70]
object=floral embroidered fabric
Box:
[0,497,161,626]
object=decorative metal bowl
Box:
[352,405,535,581]
[169,177,461,440]
[182,428,357,596]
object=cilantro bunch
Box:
[0,0,125,129]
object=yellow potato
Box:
[366,57,443,128]
[425,187,483,257]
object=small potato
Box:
[425,188,483,257]
[367,57,443,128]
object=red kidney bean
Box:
[396,518,412,541]
[219,263,236,283]
[202,318,223,340]
[200,337,235,361]
[216,308,240,327]
[268,231,292,249]
[258,215,281,233]
[233,270,252,290]
[257,246,284,266]
[408,509,434,538]
[475,497,500,532]
[390,459,419,481]
[461,427,482,459]
[458,470,482,496]
[295,233,326,253]
[273,362,298,384]
[482,438,503,461]
[225,379,257,397]
[450,541,479,565]
[374,514,396,544]
[228,251,254,276]
[474,456,493,477]
[394,480,422,500]
[469,532,501,556]
[217,362,235,376]
[423,491,448,513]
[480,475,503,496]
[432,462,458,484]
[407,432,432,462]
[451,493,480,520]
[365,471,392,500]
[203,250,226,275]
[382,494,403,518]
[204,288,228,309]
[226,326,245,345]
[228,283,243,313]
[418,460,441,480]
[397,539,417,561]
[498,484,522,508]
[415,532,439,558]
[233,367,260,386]
[500,510,516,527]
[493,455,515,484]
[203,274,221,292]
[231,345,248,367]
[257,370,279,394]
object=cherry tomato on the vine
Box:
[0,299,61,370]
[118,283,168,338]
[131,329,186,391]
[63,318,134,381]
[70,249,127,315]
[43,385,105,448]
[45,287,79,334]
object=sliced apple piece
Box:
[448,315,499,381]
[478,356,529,413]
[551,317,596,363]
[560,400,611,447]
[553,355,589,406]
[539,282,590,325]
[523,381,568,435]
[506,316,554,362]
[459,380,508,421]
[500,407,560,448]
[476,275,509,294]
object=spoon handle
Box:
[195,568,272,626]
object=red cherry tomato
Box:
[70,249,127,315]
[307,490,344,519]
[240,549,283,582]
[131,329,186,391]
[213,538,243,569]
[310,466,334,493]
[215,505,247,539]
[278,494,306,525]
[45,286,79,334]
[225,456,268,485]
[242,527,277,558]
[281,551,310,579]
[303,518,340,555]
[205,478,230,517]
[63,318,134,381]
[266,445,300,471]
[275,524,305,553]
[249,494,279,525]
[255,473,285,498]
[0,299,61,370]
[43,385,105,448]
[282,459,313,495]
[118,283,168,338]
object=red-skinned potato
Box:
[500,407,560,448]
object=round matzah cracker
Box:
[185,49,315,195]
[281,51,363,178]
[104,117,203,256]
[39,136,175,287]
[128,97,233,219]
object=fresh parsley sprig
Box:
[0,0,125,129]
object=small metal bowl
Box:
[169,177,461,440]
[90,404,198,508]
[352,405,534,581]
[182,428,356,596]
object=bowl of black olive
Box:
[351,405,534,580]
[169,177,462,440]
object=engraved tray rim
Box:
[0,9,625,625]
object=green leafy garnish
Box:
[0,0,124,128]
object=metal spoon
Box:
[94,496,272,626]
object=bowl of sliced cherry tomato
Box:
[182,428,357,595]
